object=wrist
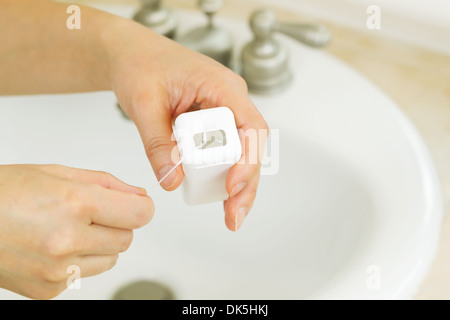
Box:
[99,16,172,114]
[81,7,126,91]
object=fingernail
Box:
[137,187,147,196]
[125,184,147,196]
[235,207,248,231]
[230,182,246,198]
[158,165,178,189]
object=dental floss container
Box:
[174,107,242,205]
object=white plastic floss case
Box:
[174,107,242,205]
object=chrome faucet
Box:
[132,0,177,39]
[118,4,332,120]
[178,0,233,68]
[240,8,331,94]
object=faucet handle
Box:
[249,9,331,48]
[178,0,232,67]
[198,0,223,14]
[133,0,177,39]
[198,0,223,27]
[140,0,160,9]
[241,9,331,94]
[275,22,331,48]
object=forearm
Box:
[0,0,119,94]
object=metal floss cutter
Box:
[174,107,242,205]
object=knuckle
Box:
[42,227,76,257]
[144,136,174,160]
[63,187,86,212]
[96,170,110,179]
[233,73,248,91]
[97,170,115,186]
[63,187,92,223]
[220,68,248,91]
[252,112,269,133]
[39,263,68,283]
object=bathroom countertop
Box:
[79,0,450,299]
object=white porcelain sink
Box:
[0,5,443,299]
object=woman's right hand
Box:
[0,164,154,299]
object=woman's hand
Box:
[104,19,268,231]
[0,0,267,233]
[0,164,153,299]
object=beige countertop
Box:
[79,0,450,299]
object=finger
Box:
[130,90,184,191]
[85,184,154,229]
[77,224,133,255]
[38,164,147,196]
[195,82,268,194]
[224,174,260,232]
[226,127,264,196]
[218,93,267,227]
[75,254,120,278]
[192,82,267,228]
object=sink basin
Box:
[0,5,443,299]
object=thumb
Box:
[128,93,183,191]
